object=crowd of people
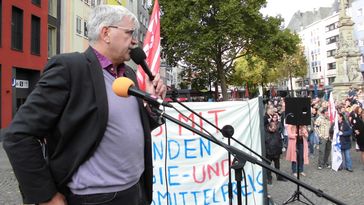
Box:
[263,87,364,185]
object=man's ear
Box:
[100,27,110,43]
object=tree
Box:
[159,0,299,100]
[275,46,308,95]
[231,55,265,85]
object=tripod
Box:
[284,125,314,205]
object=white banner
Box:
[151,99,264,205]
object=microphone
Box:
[130,47,155,81]
[221,125,235,138]
[112,77,172,107]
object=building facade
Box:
[60,0,96,53]
[352,0,364,73]
[0,0,49,128]
[281,0,364,97]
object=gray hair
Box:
[87,5,139,45]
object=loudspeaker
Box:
[285,97,311,125]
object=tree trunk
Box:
[289,70,294,97]
[214,82,219,101]
[217,63,228,101]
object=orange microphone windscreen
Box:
[112,77,135,97]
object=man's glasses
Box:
[108,26,137,39]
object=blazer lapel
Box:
[84,47,108,134]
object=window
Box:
[328,62,336,70]
[327,49,336,57]
[325,23,337,32]
[76,16,82,34]
[326,35,339,45]
[31,15,41,55]
[32,0,41,6]
[359,40,364,46]
[48,26,57,57]
[358,8,363,16]
[11,6,23,51]
[49,0,57,17]
[84,21,88,37]
[328,77,335,85]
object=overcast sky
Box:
[260,0,336,25]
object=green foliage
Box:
[159,0,300,100]
[275,46,308,79]
[231,55,265,85]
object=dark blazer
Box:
[2,47,160,204]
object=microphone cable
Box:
[162,105,170,205]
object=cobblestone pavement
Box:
[1,142,363,204]
[0,143,22,205]
[267,147,364,205]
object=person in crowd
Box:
[352,107,364,169]
[313,97,321,107]
[348,86,357,100]
[271,113,282,131]
[286,125,309,177]
[308,106,319,156]
[264,106,275,127]
[351,95,362,108]
[345,99,353,114]
[349,104,359,124]
[2,5,167,205]
[315,108,332,169]
[280,100,289,150]
[338,113,354,172]
[264,121,287,184]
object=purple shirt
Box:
[68,48,145,195]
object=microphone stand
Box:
[284,125,314,205]
[170,91,271,205]
[152,107,346,205]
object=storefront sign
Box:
[15,80,29,89]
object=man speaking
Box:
[2,5,166,205]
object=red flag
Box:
[137,0,161,91]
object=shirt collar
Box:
[92,47,125,78]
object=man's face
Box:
[268,123,277,132]
[107,17,137,64]
[311,108,317,115]
[324,111,329,118]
